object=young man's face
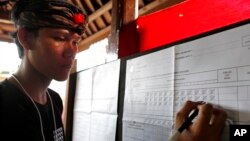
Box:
[26,28,81,81]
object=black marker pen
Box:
[168,109,199,141]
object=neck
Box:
[11,59,52,104]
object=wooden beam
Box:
[95,0,112,24]
[88,1,112,22]
[0,23,15,32]
[78,25,111,52]
[95,17,106,29]
[76,0,184,54]
[88,22,98,33]
[0,75,6,81]
[139,0,184,16]
[139,0,145,8]
[85,25,93,36]
[0,19,13,24]
[85,0,95,12]
[85,0,106,29]
[0,33,13,42]
[73,0,89,15]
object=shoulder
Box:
[0,79,32,111]
[0,79,14,92]
[0,79,22,101]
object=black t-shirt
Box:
[0,79,65,141]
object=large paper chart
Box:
[123,23,250,141]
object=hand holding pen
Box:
[170,101,227,141]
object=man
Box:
[0,0,87,140]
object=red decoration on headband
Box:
[73,13,85,24]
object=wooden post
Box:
[107,0,138,61]
[63,60,77,141]
[122,0,138,25]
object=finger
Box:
[176,101,205,127]
[194,103,213,129]
[210,108,227,133]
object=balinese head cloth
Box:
[11,0,88,35]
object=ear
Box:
[17,28,32,50]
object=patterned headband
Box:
[11,0,88,35]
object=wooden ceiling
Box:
[0,0,183,52]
